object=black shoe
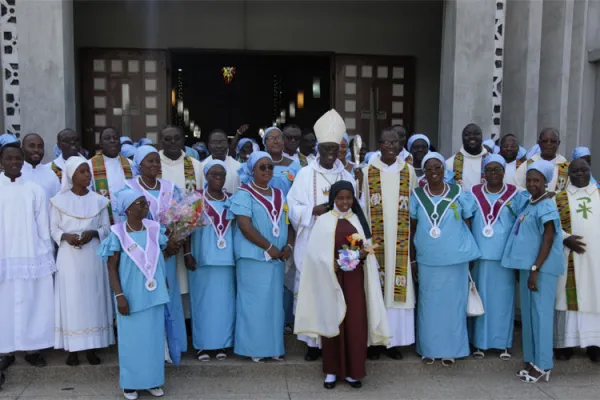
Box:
[587,346,600,362]
[24,353,46,368]
[66,352,80,367]
[386,346,404,360]
[0,371,5,390]
[86,350,101,365]
[346,379,362,389]
[367,346,381,360]
[554,348,574,361]
[0,355,15,371]
[304,346,321,361]
[323,381,336,389]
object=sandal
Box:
[516,363,533,377]
[24,353,46,368]
[520,365,551,383]
[472,349,485,359]
[272,356,285,362]
[441,358,455,367]
[251,357,265,363]
[196,350,210,362]
[215,349,227,361]
[499,349,512,361]
[421,357,435,365]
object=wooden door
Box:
[334,55,415,150]
[80,49,169,151]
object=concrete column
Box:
[501,0,543,148]
[16,0,76,161]
[438,0,496,156]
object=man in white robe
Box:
[20,133,61,201]
[159,126,202,314]
[391,124,413,165]
[292,129,317,167]
[514,128,569,192]
[44,129,82,183]
[282,124,302,161]
[498,133,526,186]
[287,109,355,360]
[445,124,489,192]
[87,128,135,224]
[0,143,55,369]
[200,129,241,193]
[360,128,418,360]
[554,159,600,362]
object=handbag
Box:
[467,272,485,317]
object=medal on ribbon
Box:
[240,183,284,237]
[413,184,461,239]
[126,177,174,220]
[472,183,517,238]
[202,190,232,249]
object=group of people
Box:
[0,108,598,397]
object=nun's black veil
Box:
[327,180,372,239]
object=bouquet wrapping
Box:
[336,233,379,272]
[158,191,207,242]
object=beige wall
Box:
[74,0,443,145]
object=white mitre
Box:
[314,109,346,144]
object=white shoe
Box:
[520,365,551,384]
[472,349,485,359]
[123,390,138,400]
[147,387,165,397]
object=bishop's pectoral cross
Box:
[576,197,592,219]
[113,83,139,138]
[361,86,387,149]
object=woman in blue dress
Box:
[189,160,236,361]
[409,152,481,366]
[501,160,564,383]
[99,188,174,400]
[469,154,526,359]
[227,151,295,362]
[125,145,188,362]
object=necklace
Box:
[205,191,225,201]
[317,172,340,196]
[484,184,504,194]
[272,155,284,164]
[251,180,270,191]
[126,221,143,232]
[426,183,448,197]
[530,192,548,205]
[139,176,158,190]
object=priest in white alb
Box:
[21,133,61,201]
[287,109,355,361]
[497,134,526,186]
[87,128,135,225]
[445,124,488,192]
[514,128,569,192]
[360,127,418,360]
[46,129,82,183]
[0,142,56,369]
[200,129,241,193]
[554,158,600,362]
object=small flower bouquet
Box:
[158,191,207,242]
[336,233,378,272]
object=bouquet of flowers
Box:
[336,233,378,272]
[158,191,207,242]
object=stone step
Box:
[4,332,597,384]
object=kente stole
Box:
[298,153,308,167]
[555,190,577,311]
[527,159,570,191]
[51,162,62,181]
[516,157,526,170]
[405,154,413,165]
[367,164,411,303]
[453,151,485,185]
[92,154,134,224]
[158,156,196,192]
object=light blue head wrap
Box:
[422,152,445,168]
[203,159,227,189]
[483,154,506,169]
[136,138,153,148]
[483,139,496,150]
[526,144,541,159]
[237,151,272,184]
[120,136,133,145]
[364,152,376,164]
[407,134,430,150]
[120,143,136,158]
[193,142,208,154]
[517,146,527,159]
[342,133,350,144]
[54,143,62,158]
[263,127,282,146]
[342,133,351,160]
[133,145,159,175]
[572,146,591,161]
[0,133,19,147]
[527,159,554,184]
[185,146,200,160]
[115,188,146,216]
[236,138,253,153]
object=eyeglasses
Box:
[265,135,284,143]
[484,167,504,174]
[257,164,274,171]
[379,140,400,147]
[539,139,559,145]
[133,200,149,208]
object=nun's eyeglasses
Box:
[132,200,149,208]
[257,164,274,171]
[484,167,503,174]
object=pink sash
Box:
[111,220,161,291]
[472,183,517,236]
[239,183,284,237]
[200,190,232,249]
[126,178,175,221]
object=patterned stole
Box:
[516,157,526,170]
[367,164,411,303]
[158,156,197,193]
[405,154,413,165]
[298,153,308,167]
[91,154,134,224]
[527,159,570,191]
[453,151,485,186]
[555,190,578,311]
[51,162,63,182]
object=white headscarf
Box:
[60,156,88,194]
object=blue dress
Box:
[469,188,527,351]
[189,197,236,351]
[98,227,170,390]
[501,195,564,370]
[409,187,481,359]
[147,188,188,354]
[226,189,288,358]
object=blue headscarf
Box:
[236,138,254,153]
[364,151,376,164]
[115,187,146,216]
[120,136,133,145]
[483,154,507,169]
[185,146,200,160]
[527,159,554,184]
[262,127,282,146]
[526,144,541,159]
[483,139,496,150]
[133,145,159,176]
[517,146,527,159]
[136,138,153,148]
[54,143,62,158]
[0,133,19,147]
[342,133,351,160]
[120,143,136,158]
[237,151,272,184]
[422,152,445,167]
[407,134,430,151]
[572,146,591,160]
[203,159,227,188]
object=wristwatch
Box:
[531,265,538,272]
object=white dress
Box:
[51,190,115,352]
